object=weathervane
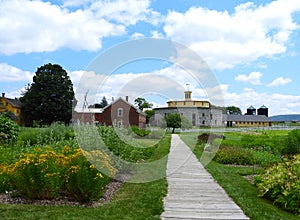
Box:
[186,83,190,91]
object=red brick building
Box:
[102,97,146,128]
[73,97,146,128]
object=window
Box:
[117,120,122,128]
[118,108,123,117]
[202,113,205,117]
[192,114,196,126]
[202,120,205,125]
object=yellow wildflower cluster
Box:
[0,145,113,201]
[83,150,117,177]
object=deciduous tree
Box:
[164,113,192,133]
[134,97,153,111]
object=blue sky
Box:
[1,0,300,116]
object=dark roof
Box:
[247,105,256,110]
[4,97,24,108]
[258,105,268,109]
[225,114,270,122]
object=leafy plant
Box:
[214,146,254,165]
[98,126,154,162]
[284,129,300,155]
[130,125,150,137]
[0,146,112,203]
[18,122,74,146]
[255,154,300,214]
[0,114,19,145]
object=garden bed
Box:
[0,180,122,207]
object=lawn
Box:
[180,131,300,220]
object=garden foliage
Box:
[285,129,300,155]
[0,146,114,203]
[98,126,154,162]
[255,154,300,214]
[18,122,74,146]
[214,146,254,165]
[0,114,19,145]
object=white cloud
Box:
[0,63,33,82]
[267,77,292,87]
[163,0,300,70]
[131,32,145,40]
[235,72,262,85]
[0,0,126,54]
[90,0,161,26]
[223,86,300,116]
[151,30,164,39]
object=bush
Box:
[284,129,300,155]
[130,125,150,137]
[251,150,281,167]
[255,154,300,214]
[214,146,254,165]
[0,146,113,203]
[198,133,225,144]
[0,114,19,145]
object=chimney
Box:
[125,96,129,102]
[2,93,5,98]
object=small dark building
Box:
[246,106,256,115]
[257,105,268,117]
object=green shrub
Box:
[198,133,225,144]
[255,154,300,214]
[0,114,19,145]
[214,146,254,165]
[130,125,150,137]
[284,129,300,155]
[251,150,281,167]
[64,148,111,203]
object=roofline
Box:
[103,97,146,116]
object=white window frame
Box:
[117,108,123,117]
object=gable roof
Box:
[2,97,24,108]
[103,97,146,116]
[225,114,270,122]
[258,105,268,109]
[247,105,256,110]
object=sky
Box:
[1,0,300,116]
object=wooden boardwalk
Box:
[161,134,249,220]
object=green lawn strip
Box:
[0,135,171,220]
[180,132,299,220]
[0,179,166,220]
[205,162,298,220]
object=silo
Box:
[258,105,268,117]
[246,106,256,115]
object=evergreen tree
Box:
[21,63,74,126]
